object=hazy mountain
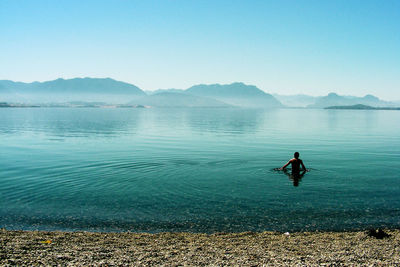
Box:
[273,94,317,107]
[307,93,394,108]
[0,78,145,104]
[146,89,184,95]
[0,77,145,94]
[129,92,231,107]
[5,78,393,109]
[186,82,282,108]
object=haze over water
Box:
[1,107,399,232]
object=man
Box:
[279,152,307,172]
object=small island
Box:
[325,104,400,110]
[0,102,11,107]
[0,102,40,108]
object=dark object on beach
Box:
[367,229,390,239]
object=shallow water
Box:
[0,108,399,232]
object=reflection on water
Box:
[0,108,400,232]
[282,169,307,187]
[186,108,267,134]
[0,108,275,137]
[0,108,143,137]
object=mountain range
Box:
[307,93,395,108]
[0,78,396,108]
[133,83,282,108]
[275,92,396,108]
[0,78,145,104]
[0,78,144,94]
[0,78,281,108]
[185,83,282,108]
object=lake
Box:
[0,108,399,233]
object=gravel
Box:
[1,228,399,266]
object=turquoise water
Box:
[1,108,399,232]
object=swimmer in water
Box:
[279,152,308,172]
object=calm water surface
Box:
[0,108,399,232]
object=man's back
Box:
[290,158,302,172]
[280,152,307,172]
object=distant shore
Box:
[1,229,399,266]
[325,104,400,110]
[0,102,148,108]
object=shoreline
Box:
[1,228,399,266]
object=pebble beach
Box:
[1,229,399,266]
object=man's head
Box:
[294,152,299,159]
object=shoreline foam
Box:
[1,229,399,266]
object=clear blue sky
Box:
[1,0,399,99]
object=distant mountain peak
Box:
[327,92,339,97]
[186,82,282,108]
[187,82,267,96]
[363,94,379,101]
[147,88,185,95]
[230,82,246,86]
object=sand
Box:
[1,228,399,266]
